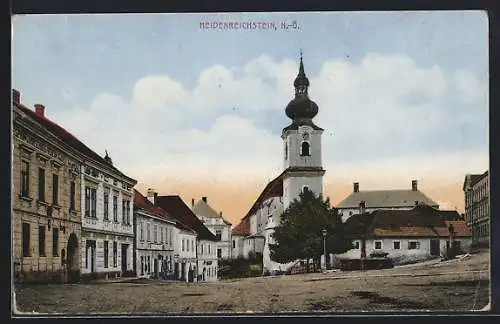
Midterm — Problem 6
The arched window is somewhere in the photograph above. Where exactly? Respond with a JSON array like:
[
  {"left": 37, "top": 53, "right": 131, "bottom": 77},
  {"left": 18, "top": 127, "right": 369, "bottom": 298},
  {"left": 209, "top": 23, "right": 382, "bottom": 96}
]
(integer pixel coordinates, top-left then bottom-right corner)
[
  {"left": 285, "top": 142, "right": 288, "bottom": 160},
  {"left": 300, "top": 141, "right": 310, "bottom": 156},
  {"left": 302, "top": 186, "right": 309, "bottom": 193}
]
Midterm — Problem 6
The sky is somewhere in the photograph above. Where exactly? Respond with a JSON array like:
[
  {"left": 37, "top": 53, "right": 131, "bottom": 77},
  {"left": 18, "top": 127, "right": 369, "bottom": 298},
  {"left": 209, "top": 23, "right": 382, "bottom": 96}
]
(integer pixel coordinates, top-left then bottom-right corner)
[{"left": 12, "top": 11, "right": 489, "bottom": 226}]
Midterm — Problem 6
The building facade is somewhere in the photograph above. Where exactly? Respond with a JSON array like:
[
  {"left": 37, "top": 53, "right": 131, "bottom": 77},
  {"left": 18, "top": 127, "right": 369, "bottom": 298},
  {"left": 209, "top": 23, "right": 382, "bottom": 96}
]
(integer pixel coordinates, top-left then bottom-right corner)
[
  {"left": 79, "top": 151, "right": 137, "bottom": 280},
  {"left": 341, "top": 205, "right": 471, "bottom": 266},
  {"left": 463, "top": 171, "right": 490, "bottom": 246},
  {"left": 12, "top": 90, "right": 82, "bottom": 283},
  {"left": 153, "top": 194, "right": 219, "bottom": 281},
  {"left": 192, "top": 197, "right": 232, "bottom": 260},
  {"left": 337, "top": 180, "right": 440, "bottom": 223},
  {"left": 134, "top": 190, "right": 176, "bottom": 279},
  {"left": 231, "top": 55, "right": 325, "bottom": 274}
]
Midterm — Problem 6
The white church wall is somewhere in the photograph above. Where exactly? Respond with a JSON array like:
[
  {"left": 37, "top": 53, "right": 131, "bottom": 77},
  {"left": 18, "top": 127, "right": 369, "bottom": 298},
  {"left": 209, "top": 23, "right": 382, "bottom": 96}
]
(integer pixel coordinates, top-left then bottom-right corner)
[{"left": 283, "top": 175, "right": 323, "bottom": 210}]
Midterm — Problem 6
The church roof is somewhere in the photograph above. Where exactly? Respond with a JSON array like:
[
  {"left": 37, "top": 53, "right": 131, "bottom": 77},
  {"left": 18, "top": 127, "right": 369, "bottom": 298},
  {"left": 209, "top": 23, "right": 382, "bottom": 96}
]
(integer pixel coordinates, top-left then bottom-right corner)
[
  {"left": 232, "top": 217, "right": 251, "bottom": 236},
  {"left": 155, "top": 195, "right": 218, "bottom": 241},
  {"left": 13, "top": 93, "right": 136, "bottom": 184},
  {"left": 337, "top": 189, "right": 438, "bottom": 209},
  {"left": 192, "top": 199, "right": 232, "bottom": 225},
  {"left": 231, "top": 170, "right": 285, "bottom": 236},
  {"left": 344, "top": 205, "right": 469, "bottom": 238}
]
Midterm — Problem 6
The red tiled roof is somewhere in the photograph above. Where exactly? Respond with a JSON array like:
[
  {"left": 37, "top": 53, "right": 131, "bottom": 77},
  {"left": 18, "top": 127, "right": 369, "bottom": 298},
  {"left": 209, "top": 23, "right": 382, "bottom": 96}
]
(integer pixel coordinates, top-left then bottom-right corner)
[
  {"left": 231, "top": 171, "right": 284, "bottom": 236},
  {"left": 134, "top": 189, "right": 173, "bottom": 222},
  {"left": 14, "top": 100, "right": 135, "bottom": 183},
  {"left": 232, "top": 217, "right": 251, "bottom": 236},
  {"left": 345, "top": 205, "right": 471, "bottom": 238},
  {"left": 155, "top": 195, "right": 218, "bottom": 241}
]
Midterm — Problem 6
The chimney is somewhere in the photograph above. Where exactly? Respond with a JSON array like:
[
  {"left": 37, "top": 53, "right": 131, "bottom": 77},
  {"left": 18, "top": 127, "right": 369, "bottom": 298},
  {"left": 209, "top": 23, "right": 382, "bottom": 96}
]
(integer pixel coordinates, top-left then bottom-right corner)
[
  {"left": 219, "top": 211, "right": 222, "bottom": 217},
  {"left": 411, "top": 180, "right": 418, "bottom": 191},
  {"left": 12, "top": 89, "right": 20, "bottom": 103},
  {"left": 34, "top": 104, "right": 45, "bottom": 117},
  {"left": 359, "top": 200, "right": 366, "bottom": 214},
  {"left": 147, "top": 188, "right": 157, "bottom": 205},
  {"left": 191, "top": 198, "right": 195, "bottom": 207},
  {"left": 353, "top": 182, "right": 359, "bottom": 193},
  {"left": 202, "top": 196, "right": 207, "bottom": 203}
]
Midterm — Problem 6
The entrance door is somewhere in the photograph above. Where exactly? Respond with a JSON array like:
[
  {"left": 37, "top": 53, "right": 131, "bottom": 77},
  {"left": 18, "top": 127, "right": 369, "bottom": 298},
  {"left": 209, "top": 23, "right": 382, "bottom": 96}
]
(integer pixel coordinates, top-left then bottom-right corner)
[
  {"left": 121, "top": 244, "right": 128, "bottom": 274},
  {"left": 430, "top": 239, "right": 440, "bottom": 256},
  {"left": 67, "top": 233, "right": 79, "bottom": 283},
  {"left": 153, "top": 259, "right": 158, "bottom": 278}
]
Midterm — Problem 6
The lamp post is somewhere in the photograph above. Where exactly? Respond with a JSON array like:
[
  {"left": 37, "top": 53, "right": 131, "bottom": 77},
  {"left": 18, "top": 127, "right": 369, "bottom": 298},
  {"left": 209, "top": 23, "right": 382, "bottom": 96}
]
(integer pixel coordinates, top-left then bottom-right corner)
[{"left": 322, "top": 228, "right": 327, "bottom": 273}]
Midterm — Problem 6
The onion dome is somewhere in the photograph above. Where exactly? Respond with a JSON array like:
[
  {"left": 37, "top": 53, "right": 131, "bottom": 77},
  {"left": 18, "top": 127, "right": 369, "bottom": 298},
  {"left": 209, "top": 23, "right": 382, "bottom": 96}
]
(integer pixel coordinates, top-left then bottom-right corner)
[{"left": 285, "top": 53, "right": 319, "bottom": 120}]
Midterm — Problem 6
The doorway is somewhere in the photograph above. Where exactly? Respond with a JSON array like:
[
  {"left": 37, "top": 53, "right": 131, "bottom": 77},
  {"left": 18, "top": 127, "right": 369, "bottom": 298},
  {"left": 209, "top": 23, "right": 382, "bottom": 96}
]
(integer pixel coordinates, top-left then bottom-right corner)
[
  {"left": 121, "top": 244, "right": 128, "bottom": 274},
  {"left": 430, "top": 239, "right": 440, "bottom": 256},
  {"left": 86, "top": 240, "right": 96, "bottom": 274},
  {"left": 67, "top": 233, "right": 79, "bottom": 283}
]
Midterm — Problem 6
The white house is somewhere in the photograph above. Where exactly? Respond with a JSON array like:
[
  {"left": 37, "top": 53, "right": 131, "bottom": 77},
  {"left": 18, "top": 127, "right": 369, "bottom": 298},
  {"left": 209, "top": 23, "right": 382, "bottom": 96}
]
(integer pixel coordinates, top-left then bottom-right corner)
[
  {"left": 231, "top": 55, "right": 325, "bottom": 275},
  {"left": 80, "top": 151, "right": 137, "bottom": 280},
  {"left": 339, "top": 205, "right": 471, "bottom": 266},
  {"left": 154, "top": 194, "right": 219, "bottom": 282},
  {"left": 133, "top": 189, "right": 177, "bottom": 279},
  {"left": 191, "top": 197, "right": 232, "bottom": 260},
  {"left": 337, "top": 180, "right": 440, "bottom": 223},
  {"left": 463, "top": 171, "right": 490, "bottom": 245},
  {"left": 174, "top": 225, "right": 198, "bottom": 282}
]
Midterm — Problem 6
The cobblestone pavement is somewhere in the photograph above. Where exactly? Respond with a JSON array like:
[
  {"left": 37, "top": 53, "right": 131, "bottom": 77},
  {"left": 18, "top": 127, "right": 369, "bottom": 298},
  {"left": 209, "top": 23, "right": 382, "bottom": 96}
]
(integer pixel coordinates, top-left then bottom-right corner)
[{"left": 13, "top": 251, "right": 490, "bottom": 315}]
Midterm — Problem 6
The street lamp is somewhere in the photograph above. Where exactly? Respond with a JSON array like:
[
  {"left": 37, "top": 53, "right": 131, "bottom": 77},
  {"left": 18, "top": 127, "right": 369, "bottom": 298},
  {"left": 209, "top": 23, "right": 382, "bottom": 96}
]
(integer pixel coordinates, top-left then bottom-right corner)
[{"left": 322, "top": 228, "right": 327, "bottom": 273}]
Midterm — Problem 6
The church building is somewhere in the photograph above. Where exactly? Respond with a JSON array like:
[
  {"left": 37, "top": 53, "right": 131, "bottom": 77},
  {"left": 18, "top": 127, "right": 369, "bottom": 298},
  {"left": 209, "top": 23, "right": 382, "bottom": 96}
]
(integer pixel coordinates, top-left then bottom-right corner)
[{"left": 231, "top": 55, "right": 326, "bottom": 274}]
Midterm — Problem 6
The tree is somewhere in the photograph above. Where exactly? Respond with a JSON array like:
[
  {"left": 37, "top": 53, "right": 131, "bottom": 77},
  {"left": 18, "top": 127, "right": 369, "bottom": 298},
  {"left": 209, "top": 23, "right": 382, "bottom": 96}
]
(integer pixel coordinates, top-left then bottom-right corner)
[{"left": 269, "top": 188, "right": 352, "bottom": 272}]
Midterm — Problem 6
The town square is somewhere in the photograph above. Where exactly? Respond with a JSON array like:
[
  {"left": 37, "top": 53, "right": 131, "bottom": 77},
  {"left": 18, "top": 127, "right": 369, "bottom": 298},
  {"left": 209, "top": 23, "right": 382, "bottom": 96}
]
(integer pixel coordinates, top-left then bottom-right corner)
[{"left": 11, "top": 11, "right": 489, "bottom": 314}]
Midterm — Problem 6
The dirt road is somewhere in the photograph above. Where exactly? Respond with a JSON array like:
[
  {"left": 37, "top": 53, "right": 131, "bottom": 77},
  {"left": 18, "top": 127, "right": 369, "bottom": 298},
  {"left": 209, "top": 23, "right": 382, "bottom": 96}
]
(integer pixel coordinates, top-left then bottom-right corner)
[{"left": 13, "top": 251, "right": 490, "bottom": 314}]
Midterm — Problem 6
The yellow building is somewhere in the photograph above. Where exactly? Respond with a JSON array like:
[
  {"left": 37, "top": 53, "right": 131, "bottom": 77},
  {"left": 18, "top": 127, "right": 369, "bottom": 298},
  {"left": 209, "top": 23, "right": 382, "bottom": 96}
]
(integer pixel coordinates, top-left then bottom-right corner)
[{"left": 12, "top": 89, "right": 82, "bottom": 283}]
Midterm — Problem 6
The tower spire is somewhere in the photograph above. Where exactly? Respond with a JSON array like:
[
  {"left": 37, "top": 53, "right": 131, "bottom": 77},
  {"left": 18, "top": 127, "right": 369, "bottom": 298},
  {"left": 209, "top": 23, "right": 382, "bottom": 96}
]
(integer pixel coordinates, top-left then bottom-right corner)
[{"left": 294, "top": 52, "right": 309, "bottom": 97}]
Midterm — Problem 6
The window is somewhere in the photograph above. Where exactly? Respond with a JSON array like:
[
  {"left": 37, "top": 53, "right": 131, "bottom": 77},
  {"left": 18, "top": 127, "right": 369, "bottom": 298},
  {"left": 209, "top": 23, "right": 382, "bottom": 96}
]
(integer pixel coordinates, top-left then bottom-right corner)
[
  {"left": 113, "top": 242, "right": 117, "bottom": 267},
  {"left": 69, "top": 181, "right": 76, "bottom": 211},
  {"left": 153, "top": 225, "right": 157, "bottom": 243},
  {"left": 160, "top": 228, "right": 164, "bottom": 243},
  {"left": 187, "top": 239, "right": 190, "bottom": 251},
  {"left": 104, "top": 241, "right": 109, "bottom": 268},
  {"left": 408, "top": 241, "right": 420, "bottom": 250},
  {"left": 147, "top": 223, "right": 150, "bottom": 242},
  {"left": 374, "top": 241, "right": 382, "bottom": 250},
  {"left": 300, "top": 141, "right": 310, "bottom": 156},
  {"left": 22, "top": 223, "right": 30, "bottom": 257},
  {"left": 216, "top": 230, "right": 222, "bottom": 240},
  {"left": 217, "top": 248, "right": 222, "bottom": 259},
  {"left": 201, "top": 244, "right": 204, "bottom": 255},
  {"left": 191, "top": 240, "right": 194, "bottom": 252},
  {"left": 232, "top": 240, "right": 235, "bottom": 248},
  {"left": 91, "top": 188, "right": 97, "bottom": 218},
  {"left": 353, "top": 241, "right": 360, "bottom": 249},
  {"left": 208, "top": 244, "right": 211, "bottom": 255},
  {"left": 122, "top": 199, "right": 127, "bottom": 224},
  {"left": 140, "top": 256, "right": 144, "bottom": 275},
  {"left": 303, "top": 186, "right": 309, "bottom": 193},
  {"left": 113, "top": 196, "right": 118, "bottom": 222},
  {"left": 85, "top": 187, "right": 97, "bottom": 218},
  {"left": 182, "top": 239, "right": 185, "bottom": 252},
  {"left": 52, "top": 228, "right": 59, "bottom": 256},
  {"left": 393, "top": 241, "right": 400, "bottom": 250},
  {"left": 284, "top": 142, "right": 288, "bottom": 160},
  {"left": 169, "top": 229, "right": 172, "bottom": 246},
  {"left": 103, "top": 190, "right": 109, "bottom": 220},
  {"left": 127, "top": 201, "right": 131, "bottom": 225},
  {"left": 38, "top": 168, "right": 45, "bottom": 201},
  {"left": 140, "top": 222, "right": 144, "bottom": 241},
  {"left": 38, "top": 226, "right": 46, "bottom": 256},
  {"left": 52, "top": 174, "right": 59, "bottom": 205},
  {"left": 20, "top": 161, "right": 30, "bottom": 197}
]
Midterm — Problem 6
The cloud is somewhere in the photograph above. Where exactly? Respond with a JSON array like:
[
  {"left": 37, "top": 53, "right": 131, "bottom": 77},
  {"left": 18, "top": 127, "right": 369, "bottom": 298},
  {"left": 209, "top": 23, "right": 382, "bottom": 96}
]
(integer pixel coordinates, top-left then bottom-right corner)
[{"left": 53, "top": 52, "right": 488, "bottom": 192}]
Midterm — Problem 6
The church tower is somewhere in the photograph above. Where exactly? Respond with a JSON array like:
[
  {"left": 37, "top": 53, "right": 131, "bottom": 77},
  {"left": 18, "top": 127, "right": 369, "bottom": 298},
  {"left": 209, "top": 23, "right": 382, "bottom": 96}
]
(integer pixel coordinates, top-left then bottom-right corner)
[{"left": 282, "top": 54, "right": 325, "bottom": 210}]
